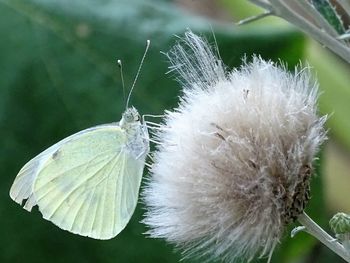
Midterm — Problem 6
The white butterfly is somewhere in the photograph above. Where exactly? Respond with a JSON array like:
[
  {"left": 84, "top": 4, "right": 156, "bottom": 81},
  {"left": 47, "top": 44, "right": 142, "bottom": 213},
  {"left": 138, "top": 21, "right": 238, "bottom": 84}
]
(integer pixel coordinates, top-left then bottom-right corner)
[{"left": 9, "top": 41, "right": 151, "bottom": 240}]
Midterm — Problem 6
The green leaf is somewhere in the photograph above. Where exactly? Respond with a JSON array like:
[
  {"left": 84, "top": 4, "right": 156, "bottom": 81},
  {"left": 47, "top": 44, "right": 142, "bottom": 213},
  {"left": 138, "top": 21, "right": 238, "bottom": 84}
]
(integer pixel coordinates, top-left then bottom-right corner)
[
  {"left": 311, "top": 0, "right": 345, "bottom": 34},
  {"left": 0, "top": 0, "right": 306, "bottom": 262}
]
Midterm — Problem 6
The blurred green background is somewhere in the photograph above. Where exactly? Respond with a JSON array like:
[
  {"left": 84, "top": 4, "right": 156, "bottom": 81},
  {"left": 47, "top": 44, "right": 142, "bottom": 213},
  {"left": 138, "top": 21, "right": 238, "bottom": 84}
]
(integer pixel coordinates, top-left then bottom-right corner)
[{"left": 1, "top": 0, "right": 350, "bottom": 262}]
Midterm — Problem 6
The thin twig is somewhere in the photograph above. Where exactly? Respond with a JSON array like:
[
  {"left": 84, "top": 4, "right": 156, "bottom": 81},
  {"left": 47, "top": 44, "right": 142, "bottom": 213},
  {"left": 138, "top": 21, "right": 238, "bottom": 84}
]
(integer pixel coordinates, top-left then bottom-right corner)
[
  {"left": 338, "top": 33, "right": 350, "bottom": 40},
  {"left": 236, "top": 11, "right": 273, "bottom": 25},
  {"left": 298, "top": 212, "right": 350, "bottom": 262}
]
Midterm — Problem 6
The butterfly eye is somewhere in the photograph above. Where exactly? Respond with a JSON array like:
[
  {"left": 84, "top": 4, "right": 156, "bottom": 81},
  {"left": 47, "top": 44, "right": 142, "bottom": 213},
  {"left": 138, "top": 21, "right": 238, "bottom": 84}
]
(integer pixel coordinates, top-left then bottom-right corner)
[{"left": 123, "top": 113, "right": 133, "bottom": 123}]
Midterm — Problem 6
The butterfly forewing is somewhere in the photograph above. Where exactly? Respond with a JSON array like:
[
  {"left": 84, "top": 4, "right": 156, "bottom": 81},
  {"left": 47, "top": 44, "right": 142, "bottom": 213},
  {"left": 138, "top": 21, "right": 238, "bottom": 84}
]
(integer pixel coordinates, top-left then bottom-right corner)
[
  {"left": 10, "top": 123, "right": 148, "bottom": 240},
  {"left": 10, "top": 124, "right": 117, "bottom": 209}
]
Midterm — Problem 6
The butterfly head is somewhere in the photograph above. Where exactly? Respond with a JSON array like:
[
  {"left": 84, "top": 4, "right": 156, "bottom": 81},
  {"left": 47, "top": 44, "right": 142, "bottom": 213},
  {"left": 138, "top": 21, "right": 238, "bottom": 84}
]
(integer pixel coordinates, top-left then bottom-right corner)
[{"left": 120, "top": 107, "right": 141, "bottom": 127}]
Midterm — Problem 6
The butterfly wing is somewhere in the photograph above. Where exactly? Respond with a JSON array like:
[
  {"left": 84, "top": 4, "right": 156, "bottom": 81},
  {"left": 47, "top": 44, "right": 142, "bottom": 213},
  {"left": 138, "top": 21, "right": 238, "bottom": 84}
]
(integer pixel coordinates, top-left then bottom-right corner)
[
  {"left": 10, "top": 124, "right": 117, "bottom": 210},
  {"left": 10, "top": 124, "right": 148, "bottom": 239}
]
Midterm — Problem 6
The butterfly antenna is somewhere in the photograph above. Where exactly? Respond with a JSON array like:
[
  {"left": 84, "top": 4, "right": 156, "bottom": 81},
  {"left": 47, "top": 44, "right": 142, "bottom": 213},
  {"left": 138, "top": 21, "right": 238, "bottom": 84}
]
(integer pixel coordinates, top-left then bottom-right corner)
[
  {"left": 117, "top": 59, "right": 126, "bottom": 105},
  {"left": 126, "top": 39, "right": 151, "bottom": 109}
]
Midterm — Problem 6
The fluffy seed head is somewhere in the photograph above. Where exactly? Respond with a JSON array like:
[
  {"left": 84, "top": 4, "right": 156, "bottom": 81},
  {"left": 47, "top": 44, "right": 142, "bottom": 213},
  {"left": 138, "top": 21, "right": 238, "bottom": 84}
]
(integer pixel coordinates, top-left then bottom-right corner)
[{"left": 143, "top": 31, "right": 327, "bottom": 262}]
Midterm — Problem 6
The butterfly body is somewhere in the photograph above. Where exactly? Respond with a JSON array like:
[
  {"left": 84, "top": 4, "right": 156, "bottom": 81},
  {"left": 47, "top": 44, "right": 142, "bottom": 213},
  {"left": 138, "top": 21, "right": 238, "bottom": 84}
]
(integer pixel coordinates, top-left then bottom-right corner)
[{"left": 10, "top": 107, "right": 149, "bottom": 239}]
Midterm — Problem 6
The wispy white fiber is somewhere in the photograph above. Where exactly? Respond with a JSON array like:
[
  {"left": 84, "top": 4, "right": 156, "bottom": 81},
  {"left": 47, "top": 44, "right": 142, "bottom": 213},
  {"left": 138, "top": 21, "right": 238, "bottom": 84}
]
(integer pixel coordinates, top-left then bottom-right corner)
[{"left": 143, "top": 31, "right": 327, "bottom": 263}]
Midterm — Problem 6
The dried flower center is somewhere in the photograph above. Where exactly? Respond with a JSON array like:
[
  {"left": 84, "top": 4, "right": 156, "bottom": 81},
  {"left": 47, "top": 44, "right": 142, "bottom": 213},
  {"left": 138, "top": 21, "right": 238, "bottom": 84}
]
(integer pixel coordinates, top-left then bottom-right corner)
[{"left": 279, "top": 164, "right": 312, "bottom": 225}]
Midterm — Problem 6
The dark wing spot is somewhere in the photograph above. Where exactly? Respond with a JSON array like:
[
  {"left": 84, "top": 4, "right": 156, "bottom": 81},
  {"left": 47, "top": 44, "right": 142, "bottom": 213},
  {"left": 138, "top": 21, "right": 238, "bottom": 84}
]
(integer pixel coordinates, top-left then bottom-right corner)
[{"left": 52, "top": 150, "right": 60, "bottom": 160}]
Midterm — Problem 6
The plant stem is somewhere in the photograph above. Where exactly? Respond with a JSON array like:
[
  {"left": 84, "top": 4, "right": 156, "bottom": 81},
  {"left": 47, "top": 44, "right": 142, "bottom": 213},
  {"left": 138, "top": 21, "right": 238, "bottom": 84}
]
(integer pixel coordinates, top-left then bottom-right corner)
[
  {"left": 248, "top": 0, "right": 350, "bottom": 64},
  {"left": 298, "top": 212, "right": 350, "bottom": 262},
  {"left": 268, "top": 0, "right": 350, "bottom": 64}
]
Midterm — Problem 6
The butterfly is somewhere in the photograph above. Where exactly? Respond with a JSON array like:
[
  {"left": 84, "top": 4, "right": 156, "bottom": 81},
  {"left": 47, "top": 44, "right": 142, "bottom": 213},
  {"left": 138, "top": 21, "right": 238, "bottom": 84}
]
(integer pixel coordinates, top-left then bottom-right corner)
[{"left": 9, "top": 41, "right": 151, "bottom": 240}]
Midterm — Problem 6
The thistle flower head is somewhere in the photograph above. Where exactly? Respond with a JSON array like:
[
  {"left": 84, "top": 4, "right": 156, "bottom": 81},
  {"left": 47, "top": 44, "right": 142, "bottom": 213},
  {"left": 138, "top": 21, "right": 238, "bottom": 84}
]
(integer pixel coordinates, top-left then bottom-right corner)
[{"left": 143, "top": 31, "right": 327, "bottom": 262}]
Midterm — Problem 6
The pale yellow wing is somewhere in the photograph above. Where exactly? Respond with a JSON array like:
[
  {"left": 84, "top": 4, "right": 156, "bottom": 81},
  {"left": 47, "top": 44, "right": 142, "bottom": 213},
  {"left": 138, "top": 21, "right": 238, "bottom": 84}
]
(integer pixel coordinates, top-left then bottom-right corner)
[
  {"left": 9, "top": 124, "right": 117, "bottom": 210},
  {"left": 10, "top": 124, "right": 147, "bottom": 239}
]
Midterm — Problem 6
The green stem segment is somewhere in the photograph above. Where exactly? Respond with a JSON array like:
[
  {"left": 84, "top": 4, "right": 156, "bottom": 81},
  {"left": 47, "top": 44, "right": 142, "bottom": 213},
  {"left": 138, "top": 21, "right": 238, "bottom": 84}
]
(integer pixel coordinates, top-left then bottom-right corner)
[{"left": 298, "top": 212, "right": 350, "bottom": 262}]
